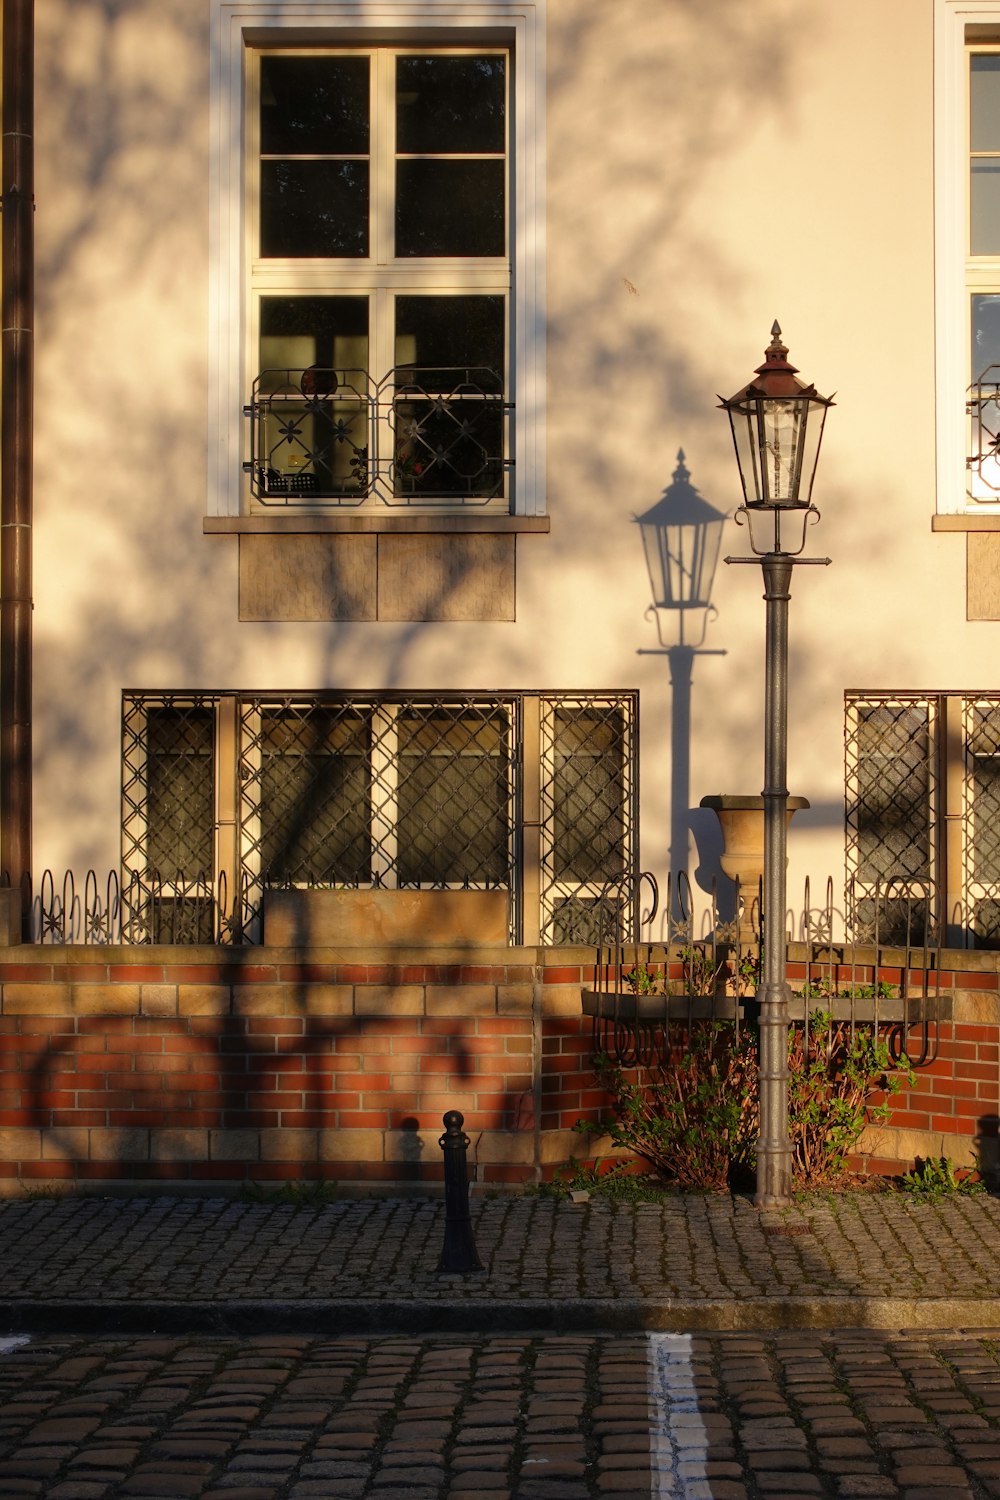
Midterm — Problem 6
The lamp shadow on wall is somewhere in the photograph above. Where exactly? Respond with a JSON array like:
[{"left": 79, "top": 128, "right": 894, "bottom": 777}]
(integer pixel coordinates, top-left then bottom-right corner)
[{"left": 636, "top": 450, "right": 728, "bottom": 918}]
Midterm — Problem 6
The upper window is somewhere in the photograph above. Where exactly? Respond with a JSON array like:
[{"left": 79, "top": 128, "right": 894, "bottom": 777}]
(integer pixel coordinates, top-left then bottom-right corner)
[
  {"left": 934, "top": 3, "right": 1000, "bottom": 510},
  {"left": 209, "top": 2, "right": 545, "bottom": 520},
  {"left": 247, "top": 48, "right": 511, "bottom": 508}
]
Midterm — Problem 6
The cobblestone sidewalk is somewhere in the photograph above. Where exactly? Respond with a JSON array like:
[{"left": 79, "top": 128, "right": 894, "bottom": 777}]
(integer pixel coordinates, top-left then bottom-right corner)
[
  {"left": 3, "top": 1328, "right": 1000, "bottom": 1499},
  {"left": 1, "top": 1192, "right": 1000, "bottom": 1333}
]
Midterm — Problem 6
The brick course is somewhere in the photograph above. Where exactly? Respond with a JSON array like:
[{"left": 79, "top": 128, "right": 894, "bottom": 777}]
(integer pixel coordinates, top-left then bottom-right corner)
[{"left": 0, "top": 942, "right": 993, "bottom": 1188}]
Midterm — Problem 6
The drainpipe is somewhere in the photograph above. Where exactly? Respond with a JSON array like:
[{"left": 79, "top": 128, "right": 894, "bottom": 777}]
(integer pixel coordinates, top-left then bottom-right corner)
[{"left": 1, "top": 0, "right": 33, "bottom": 910}]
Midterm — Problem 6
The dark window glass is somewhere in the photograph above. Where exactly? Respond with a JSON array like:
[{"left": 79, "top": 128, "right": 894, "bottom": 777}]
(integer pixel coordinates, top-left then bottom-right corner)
[
  {"left": 396, "top": 55, "right": 505, "bottom": 154},
  {"left": 854, "top": 705, "right": 931, "bottom": 882},
  {"left": 261, "top": 160, "right": 369, "bottom": 257},
  {"left": 396, "top": 159, "right": 505, "bottom": 257},
  {"left": 392, "top": 296, "right": 505, "bottom": 497},
  {"left": 260, "top": 56, "right": 369, "bottom": 155},
  {"left": 260, "top": 709, "right": 371, "bottom": 883},
  {"left": 552, "top": 709, "right": 626, "bottom": 883},
  {"left": 146, "top": 708, "right": 214, "bottom": 878},
  {"left": 394, "top": 295, "right": 504, "bottom": 379},
  {"left": 259, "top": 296, "right": 368, "bottom": 373},
  {"left": 396, "top": 709, "right": 510, "bottom": 885}
]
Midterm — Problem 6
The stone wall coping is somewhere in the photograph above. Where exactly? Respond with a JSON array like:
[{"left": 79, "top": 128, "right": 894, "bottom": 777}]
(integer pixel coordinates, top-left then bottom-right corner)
[
  {"left": 0, "top": 943, "right": 594, "bottom": 969},
  {"left": 0, "top": 939, "right": 997, "bottom": 977}
]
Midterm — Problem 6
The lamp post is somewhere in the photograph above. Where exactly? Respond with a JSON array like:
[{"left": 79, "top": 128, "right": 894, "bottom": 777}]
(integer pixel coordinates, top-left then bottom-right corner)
[
  {"left": 719, "top": 324, "right": 833, "bottom": 1209},
  {"left": 636, "top": 452, "right": 726, "bottom": 900}
]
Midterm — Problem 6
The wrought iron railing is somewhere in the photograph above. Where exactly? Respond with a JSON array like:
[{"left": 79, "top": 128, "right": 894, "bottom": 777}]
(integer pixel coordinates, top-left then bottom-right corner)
[
  {"left": 584, "top": 871, "right": 941, "bottom": 1072},
  {"left": 244, "top": 365, "right": 512, "bottom": 506},
  {"left": 968, "top": 364, "right": 1000, "bottom": 499}
]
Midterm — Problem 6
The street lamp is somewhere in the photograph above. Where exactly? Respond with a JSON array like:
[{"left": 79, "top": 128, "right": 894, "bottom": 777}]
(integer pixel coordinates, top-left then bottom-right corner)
[{"left": 719, "top": 323, "right": 834, "bottom": 1208}]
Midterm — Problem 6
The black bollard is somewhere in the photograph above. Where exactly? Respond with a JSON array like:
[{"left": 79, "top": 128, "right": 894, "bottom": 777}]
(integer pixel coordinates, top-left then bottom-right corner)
[{"left": 437, "top": 1109, "right": 483, "bottom": 1273}]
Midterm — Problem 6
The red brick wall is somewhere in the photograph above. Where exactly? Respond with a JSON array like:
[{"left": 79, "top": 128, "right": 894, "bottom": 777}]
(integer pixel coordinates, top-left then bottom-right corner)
[{"left": 0, "top": 945, "right": 994, "bottom": 1190}]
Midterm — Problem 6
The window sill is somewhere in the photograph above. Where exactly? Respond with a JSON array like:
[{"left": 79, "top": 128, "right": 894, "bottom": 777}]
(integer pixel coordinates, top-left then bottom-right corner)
[
  {"left": 932, "top": 514, "right": 1000, "bottom": 531},
  {"left": 204, "top": 514, "right": 550, "bottom": 536}
]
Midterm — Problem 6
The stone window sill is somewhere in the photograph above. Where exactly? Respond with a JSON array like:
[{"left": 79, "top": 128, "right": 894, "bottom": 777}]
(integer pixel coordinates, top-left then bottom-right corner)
[{"left": 204, "top": 514, "right": 550, "bottom": 536}]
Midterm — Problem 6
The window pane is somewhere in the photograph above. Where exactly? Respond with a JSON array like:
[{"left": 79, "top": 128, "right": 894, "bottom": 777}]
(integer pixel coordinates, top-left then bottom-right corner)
[
  {"left": 261, "top": 56, "right": 369, "bottom": 155},
  {"left": 552, "top": 708, "right": 626, "bottom": 883},
  {"left": 393, "top": 296, "right": 505, "bottom": 498},
  {"left": 257, "top": 298, "right": 369, "bottom": 496},
  {"left": 146, "top": 708, "right": 214, "bottom": 877},
  {"left": 972, "top": 158, "right": 1000, "bottom": 255},
  {"left": 394, "top": 295, "right": 504, "bottom": 379},
  {"left": 260, "top": 709, "right": 371, "bottom": 883},
  {"left": 396, "top": 708, "right": 510, "bottom": 885},
  {"left": 261, "top": 160, "right": 369, "bottom": 257},
  {"left": 971, "top": 55, "right": 1000, "bottom": 152},
  {"left": 853, "top": 704, "right": 931, "bottom": 881},
  {"left": 396, "top": 159, "right": 505, "bottom": 257},
  {"left": 260, "top": 296, "right": 368, "bottom": 373},
  {"left": 396, "top": 55, "right": 505, "bottom": 154},
  {"left": 973, "top": 293, "right": 1000, "bottom": 380}
]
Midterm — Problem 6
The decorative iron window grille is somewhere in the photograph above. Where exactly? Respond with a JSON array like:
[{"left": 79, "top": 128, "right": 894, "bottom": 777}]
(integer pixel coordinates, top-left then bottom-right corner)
[
  {"left": 846, "top": 691, "right": 1000, "bottom": 949},
  {"left": 963, "top": 698, "right": 1000, "bottom": 945},
  {"left": 121, "top": 696, "right": 218, "bottom": 944},
  {"left": 244, "top": 364, "right": 511, "bottom": 507},
  {"left": 539, "top": 696, "right": 637, "bottom": 945},
  {"left": 123, "top": 691, "right": 636, "bottom": 945}
]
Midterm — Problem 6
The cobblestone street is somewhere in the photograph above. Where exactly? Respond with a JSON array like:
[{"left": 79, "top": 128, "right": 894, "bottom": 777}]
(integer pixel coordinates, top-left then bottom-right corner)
[
  {"left": 4, "top": 1195, "right": 1000, "bottom": 1496},
  {"left": 3, "top": 1329, "right": 1000, "bottom": 1499}
]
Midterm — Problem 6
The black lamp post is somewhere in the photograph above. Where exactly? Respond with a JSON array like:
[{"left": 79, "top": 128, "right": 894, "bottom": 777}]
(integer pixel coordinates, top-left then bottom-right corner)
[
  {"left": 719, "top": 324, "right": 834, "bottom": 1209},
  {"left": 637, "top": 453, "right": 726, "bottom": 901}
]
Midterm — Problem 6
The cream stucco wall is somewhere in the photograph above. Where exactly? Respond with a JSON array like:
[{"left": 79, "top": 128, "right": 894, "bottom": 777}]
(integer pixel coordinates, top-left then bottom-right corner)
[{"left": 29, "top": 0, "right": 971, "bottom": 939}]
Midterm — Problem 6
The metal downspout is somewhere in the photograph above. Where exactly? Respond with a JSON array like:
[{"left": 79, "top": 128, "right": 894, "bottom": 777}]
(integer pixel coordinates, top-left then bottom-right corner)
[{"left": 1, "top": 0, "right": 33, "bottom": 908}]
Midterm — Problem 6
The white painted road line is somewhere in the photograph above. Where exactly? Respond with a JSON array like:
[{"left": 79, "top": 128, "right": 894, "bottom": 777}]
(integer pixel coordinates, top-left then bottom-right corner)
[{"left": 648, "top": 1332, "right": 711, "bottom": 1498}]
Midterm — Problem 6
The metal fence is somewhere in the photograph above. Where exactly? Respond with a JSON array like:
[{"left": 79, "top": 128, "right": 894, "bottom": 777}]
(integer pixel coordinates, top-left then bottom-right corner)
[{"left": 584, "top": 871, "right": 941, "bottom": 1072}]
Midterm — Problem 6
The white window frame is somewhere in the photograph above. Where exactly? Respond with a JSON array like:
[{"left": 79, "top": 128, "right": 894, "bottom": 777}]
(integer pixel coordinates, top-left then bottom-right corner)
[
  {"left": 209, "top": 0, "right": 546, "bottom": 519},
  {"left": 934, "top": 0, "right": 1000, "bottom": 512}
]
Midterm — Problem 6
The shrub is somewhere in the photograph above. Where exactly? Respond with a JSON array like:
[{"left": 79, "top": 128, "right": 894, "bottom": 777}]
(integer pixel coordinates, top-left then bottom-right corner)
[{"left": 580, "top": 1012, "right": 913, "bottom": 1192}]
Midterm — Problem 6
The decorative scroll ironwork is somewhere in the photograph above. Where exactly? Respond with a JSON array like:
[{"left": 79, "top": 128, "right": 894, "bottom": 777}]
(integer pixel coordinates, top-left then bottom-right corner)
[
  {"left": 967, "top": 365, "right": 1000, "bottom": 498},
  {"left": 244, "top": 365, "right": 511, "bottom": 506},
  {"left": 583, "top": 868, "right": 941, "bottom": 1074},
  {"left": 13, "top": 867, "right": 249, "bottom": 946}
]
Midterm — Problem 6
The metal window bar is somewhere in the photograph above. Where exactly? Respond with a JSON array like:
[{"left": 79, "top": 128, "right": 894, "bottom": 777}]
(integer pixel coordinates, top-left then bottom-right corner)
[
  {"left": 121, "top": 695, "right": 222, "bottom": 944},
  {"left": 963, "top": 698, "right": 1000, "bottom": 948},
  {"left": 845, "top": 694, "right": 938, "bottom": 945},
  {"left": 237, "top": 693, "right": 521, "bottom": 941},
  {"left": 244, "top": 366, "right": 512, "bottom": 507},
  {"left": 538, "top": 695, "right": 638, "bottom": 946}
]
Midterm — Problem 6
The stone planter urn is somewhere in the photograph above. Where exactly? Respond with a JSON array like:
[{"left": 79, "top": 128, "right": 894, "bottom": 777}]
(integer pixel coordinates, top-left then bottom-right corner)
[{"left": 699, "top": 793, "right": 809, "bottom": 937}]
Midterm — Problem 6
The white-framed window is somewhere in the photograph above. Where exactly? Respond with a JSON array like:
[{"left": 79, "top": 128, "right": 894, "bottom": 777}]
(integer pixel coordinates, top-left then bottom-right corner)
[
  {"left": 935, "top": 1, "right": 1000, "bottom": 510},
  {"left": 209, "top": 0, "right": 545, "bottom": 519}
]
